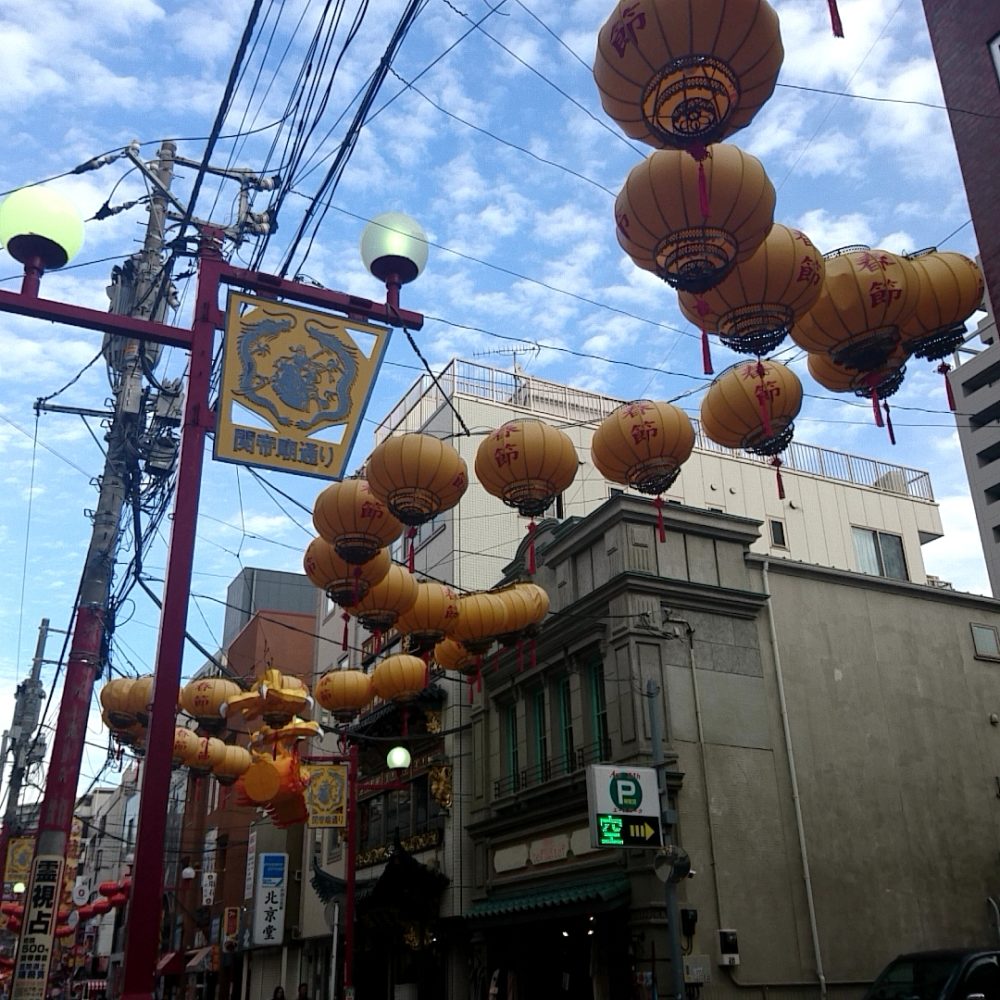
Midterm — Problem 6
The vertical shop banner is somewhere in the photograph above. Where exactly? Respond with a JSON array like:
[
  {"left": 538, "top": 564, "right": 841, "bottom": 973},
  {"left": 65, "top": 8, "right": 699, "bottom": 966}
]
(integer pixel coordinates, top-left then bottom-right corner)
[
  {"left": 244, "top": 827, "right": 257, "bottom": 901},
  {"left": 11, "top": 854, "right": 65, "bottom": 1000},
  {"left": 252, "top": 853, "right": 287, "bottom": 947},
  {"left": 306, "top": 764, "right": 348, "bottom": 828}
]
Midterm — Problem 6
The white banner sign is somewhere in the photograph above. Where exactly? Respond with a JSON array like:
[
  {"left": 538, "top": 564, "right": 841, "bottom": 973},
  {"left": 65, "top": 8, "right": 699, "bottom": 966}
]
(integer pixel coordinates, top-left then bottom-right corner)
[
  {"left": 244, "top": 826, "right": 257, "bottom": 901},
  {"left": 11, "top": 854, "right": 65, "bottom": 1000},
  {"left": 252, "top": 852, "right": 287, "bottom": 947}
]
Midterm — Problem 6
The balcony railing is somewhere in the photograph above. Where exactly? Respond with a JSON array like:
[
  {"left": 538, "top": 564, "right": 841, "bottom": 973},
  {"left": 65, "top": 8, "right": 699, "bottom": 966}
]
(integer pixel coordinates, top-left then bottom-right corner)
[
  {"left": 493, "top": 738, "right": 611, "bottom": 799},
  {"left": 372, "top": 358, "right": 934, "bottom": 501}
]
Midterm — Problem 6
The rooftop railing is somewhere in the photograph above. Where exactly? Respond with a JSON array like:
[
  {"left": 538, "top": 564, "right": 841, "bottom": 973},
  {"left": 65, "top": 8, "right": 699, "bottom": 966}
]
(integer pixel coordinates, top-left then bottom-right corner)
[{"left": 373, "top": 359, "right": 933, "bottom": 502}]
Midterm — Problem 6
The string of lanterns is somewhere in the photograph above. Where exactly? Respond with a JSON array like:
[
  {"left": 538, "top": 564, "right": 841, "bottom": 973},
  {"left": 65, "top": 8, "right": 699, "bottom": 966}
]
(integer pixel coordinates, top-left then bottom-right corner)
[{"left": 590, "top": 0, "right": 983, "bottom": 481}]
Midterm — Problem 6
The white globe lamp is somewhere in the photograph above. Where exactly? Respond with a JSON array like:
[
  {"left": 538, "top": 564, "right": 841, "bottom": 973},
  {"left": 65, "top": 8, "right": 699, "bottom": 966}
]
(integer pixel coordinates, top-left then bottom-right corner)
[
  {"left": 0, "top": 186, "right": 84, "bottom": 270},
  {"left": 360, "top": 212, "right": 428, "bottom": 286}
]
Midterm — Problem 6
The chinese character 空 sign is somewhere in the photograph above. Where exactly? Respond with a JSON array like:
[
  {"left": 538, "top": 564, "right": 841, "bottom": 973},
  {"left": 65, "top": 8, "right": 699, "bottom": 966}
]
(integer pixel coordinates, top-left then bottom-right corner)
[
  {"left": 216, "top": 292, "right": 391, "bottom": 479},
  {"left": 306, "top": 764, "right": 348, "bottom": 828},
  {"left": 586, "top": 765, "right": 664, "bottom": 849},
  {"left": 11, "top": 854, "right": 65, "bottom": 1000},
  {"left": 252, "top": 852, "right": 287, "bottom": 947}
]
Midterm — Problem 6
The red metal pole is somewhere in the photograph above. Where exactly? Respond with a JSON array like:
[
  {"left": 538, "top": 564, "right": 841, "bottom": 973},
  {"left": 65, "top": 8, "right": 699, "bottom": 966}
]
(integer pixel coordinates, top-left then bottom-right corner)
[
  {"left": 119, "top": 232, "right": 225, "bottom": 1000},
  {"left": 344, "top": 743, "right": 358, "bottom": 996}
]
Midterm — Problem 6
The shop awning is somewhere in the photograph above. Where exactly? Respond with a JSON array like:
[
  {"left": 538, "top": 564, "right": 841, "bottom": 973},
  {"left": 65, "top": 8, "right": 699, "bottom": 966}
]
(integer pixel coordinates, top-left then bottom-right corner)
[
  {"left": 186, "top": 946, "right": 216, "bottom": 974},
  {"left": 155, "top": 952, "right": 185, "bottom": 976},
  {"left": 464, "top": 875, "right": 631, "bottom": 920}
]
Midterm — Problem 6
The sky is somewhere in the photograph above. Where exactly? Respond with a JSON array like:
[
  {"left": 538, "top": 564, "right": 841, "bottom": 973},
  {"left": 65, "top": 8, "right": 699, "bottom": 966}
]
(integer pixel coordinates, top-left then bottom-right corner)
[{"left": 0, "top": 0, "right": 990, "bottom": 793}]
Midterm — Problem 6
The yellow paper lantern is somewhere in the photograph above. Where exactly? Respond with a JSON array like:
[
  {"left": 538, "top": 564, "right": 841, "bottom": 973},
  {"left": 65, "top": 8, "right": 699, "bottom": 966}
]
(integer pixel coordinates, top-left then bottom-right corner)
[
  {"left": 172, "top": 727, "right": 202, "bottom": 766},
  {"left": 346, "top": 563, "right": 419, "bottom": 632},
  {"left": 790, "top": 247, "right": 919, "bottom": 371},
  {"left": 591, "top": 400, "right": 695, "bottom": 495},
  {"left": 303, "top": 536, "right": 391, "bottom": 606},
  {"left": 185, "top": 736, "right": 227, "bottom": 773},
  {"left": 372, "top": 653, "right": 427, "bottom": 702},
  {"left": 615, "top": 143, "right": 775, "bottom": 293},
  {"left": 312, "top": 478, "right": 404, "bottom": 564},
  {"left": 433, "top": 638, "right": 477, "bottom": 676},
  {"left": 699, "top": 358, "right": 803, "bottom": 455},
  {"left": 315, "top": 669, "right": 374, "bottom": 720},
  {"left": 180, "top": 677, "right": 241, "bottom": 732},
  {"left": 212, "top": 745, "right": 253, "bottom": 786},
  {"left": 475, "top": 420, "right": 578, "bottom": 518},
  {"left": 124, "top": 675, "right": 155, "bottom": 727},
  {"left": 100, "top": 678, "right": 136, "bottom": 729},
  {"left": 901, "top": 250, "right": 984, "bottom": 358},
  {"left": 395, "top": 582, "right": 461, "bottom": 651},
  {"left": 678, "top": 224, "right": 825, "bottom": 356},
  {"left": 366, "top": 433, "right": 468, "bottom": 525},
  {"left": 447, "top": 592, "right": 509, "bottom": 655},
  {"left": 593, "top": 0, "right": 784, "bottom": 151}
]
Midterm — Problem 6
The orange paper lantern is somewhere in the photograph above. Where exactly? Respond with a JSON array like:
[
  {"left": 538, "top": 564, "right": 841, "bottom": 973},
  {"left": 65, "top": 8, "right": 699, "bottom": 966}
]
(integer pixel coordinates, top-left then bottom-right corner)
[
  {"left": 615, "top": 143, "right": 775, "bottom": 293},
  {"left": 372, "top": 653, "right": 427, "bottom": 702},
  {"left": 303, "top": 536, "right": 391, "bottom": 606},
  {"left": 314, "top": 669, "right": 374, "bottom": 720},
  {"left": 312, "top": 479, "right": 404, "bottom": 564},
  {"left": 365, "top": 433, "right": 468, "bottom": 526},
  {"left": 593, "top": 0, "right": 783, "bottom": 151}
]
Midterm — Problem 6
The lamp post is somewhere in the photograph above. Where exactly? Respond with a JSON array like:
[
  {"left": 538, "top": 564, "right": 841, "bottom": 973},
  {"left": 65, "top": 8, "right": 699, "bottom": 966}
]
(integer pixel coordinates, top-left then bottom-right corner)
[
  {"left": 308, "top": 740, "right": 411, "bottom": 1000},
  {"left": 0, "top": 189, "right": 428, "bottom": 1000}
]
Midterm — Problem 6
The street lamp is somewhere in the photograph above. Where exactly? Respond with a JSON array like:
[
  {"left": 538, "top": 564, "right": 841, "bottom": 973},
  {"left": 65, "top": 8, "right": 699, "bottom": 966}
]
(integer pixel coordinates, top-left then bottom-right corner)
[
  {"left": 0, "top": 186, "right": 84, "bottom": 295},
  {"left": 360, "top": 212, "right": 428, "bottom": 310},
  {"left": 385, "top": 746, "right": 410, "bottom": 770}
]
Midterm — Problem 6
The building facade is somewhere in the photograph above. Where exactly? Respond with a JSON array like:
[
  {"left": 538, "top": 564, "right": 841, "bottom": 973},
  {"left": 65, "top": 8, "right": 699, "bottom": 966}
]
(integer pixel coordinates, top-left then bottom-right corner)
[{"left": 467, "top": 494, "right": 1000, "bottom": 1000}]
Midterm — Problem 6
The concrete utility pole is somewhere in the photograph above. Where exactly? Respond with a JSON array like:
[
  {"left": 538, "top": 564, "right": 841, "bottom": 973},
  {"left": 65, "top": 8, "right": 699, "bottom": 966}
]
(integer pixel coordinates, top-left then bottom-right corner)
[
  {"left": 0, "top": 619, "right": 51, "bottom": 891},
  {"left": 11, "top": 142, "right": 178, "bottom": 1000}
]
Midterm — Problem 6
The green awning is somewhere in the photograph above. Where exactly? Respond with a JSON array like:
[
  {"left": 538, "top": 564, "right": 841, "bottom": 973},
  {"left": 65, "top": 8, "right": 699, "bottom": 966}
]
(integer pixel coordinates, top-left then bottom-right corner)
[{"left": 465, "top": 875, "right": 630, "bottom": 920}]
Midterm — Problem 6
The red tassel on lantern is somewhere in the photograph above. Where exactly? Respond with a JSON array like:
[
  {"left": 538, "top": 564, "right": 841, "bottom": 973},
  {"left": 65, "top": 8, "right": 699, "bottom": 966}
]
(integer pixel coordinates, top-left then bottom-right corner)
[
  {"left": 527, "top": 520, "right": 537, "bottom": 574},
  {"left": 690, "top": 144, "right": 711, "bottom": 218},
  {"left": 352, "top": 566, "right": 362, "bottom": 604},
  {"left": 341, "top": 612, "right": 349, "bottom": 652},
  {"left": 406, "top": 526, "right": 417, "bottom": 573},
  {"left": 517, "top": 640, "right": 524, "bottom": 673},
  {"left": 530, "top": 639, "right": 537, "bottom": 670},
  {"left": 884, "top": 402, "right": 896, "bottom": 446},
  {"left": 866, "top": 376, "right": 884, "bottom": 428},
  {"left": 374, "top": 628, "right": 383, "bottom": 654},
  {"left": 771, "top": 456, "right": 785, "bottom": 500},
  {"left": 695, "top": 297, "right": 713, "bottom": 374},
  {"left": 653, "top": 495, "right": 666, "bottom": 543},
  {"left": 423, "top": 650, "right": 431, "bottom": 690},
  {"left": 828, "top": 0, "right": 844, "bottom": 37},
  {"left": 755, "top": 362, "right": 774, "bottom": 439},
  {"left": 938, "top": 362, "right": 956, "bottom": 411}
]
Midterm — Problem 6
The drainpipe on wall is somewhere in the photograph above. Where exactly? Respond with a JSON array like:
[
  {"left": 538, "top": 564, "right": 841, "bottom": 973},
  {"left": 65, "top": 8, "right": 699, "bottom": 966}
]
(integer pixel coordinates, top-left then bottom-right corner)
[
  {"left": 761, "top": 558, "right": 828, "bottom": 998},
  {"left": 662, "top": 615, "right": 726, "bottom": 932}
]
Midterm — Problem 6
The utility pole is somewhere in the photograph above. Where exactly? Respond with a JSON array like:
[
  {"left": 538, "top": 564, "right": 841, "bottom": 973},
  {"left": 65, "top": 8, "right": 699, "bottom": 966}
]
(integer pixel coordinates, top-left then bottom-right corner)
[
  {"left": 11, "top": 142, "right": 178, "bottom": 1000},
  {"left": 0, "top": 619, "right": 51, "bottom": 892}
]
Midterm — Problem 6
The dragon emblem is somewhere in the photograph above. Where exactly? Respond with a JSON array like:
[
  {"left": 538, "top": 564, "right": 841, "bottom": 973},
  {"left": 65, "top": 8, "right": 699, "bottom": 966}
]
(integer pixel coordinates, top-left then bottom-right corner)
[{"left": 233, "top": 311, "right": 360, "bottom": 431}]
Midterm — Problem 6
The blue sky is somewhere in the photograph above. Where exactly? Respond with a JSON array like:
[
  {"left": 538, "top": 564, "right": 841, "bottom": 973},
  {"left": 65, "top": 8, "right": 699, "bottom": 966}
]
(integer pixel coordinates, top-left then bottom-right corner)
[{"left": 0, "top": 0, "right": 987, "bottom": 789}]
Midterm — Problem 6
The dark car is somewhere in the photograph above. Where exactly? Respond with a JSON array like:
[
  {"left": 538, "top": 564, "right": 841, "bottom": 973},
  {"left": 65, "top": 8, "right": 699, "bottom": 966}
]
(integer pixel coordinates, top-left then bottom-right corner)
[{"left": 864, "top": 950, "right": 1000, "bottom": 1000}]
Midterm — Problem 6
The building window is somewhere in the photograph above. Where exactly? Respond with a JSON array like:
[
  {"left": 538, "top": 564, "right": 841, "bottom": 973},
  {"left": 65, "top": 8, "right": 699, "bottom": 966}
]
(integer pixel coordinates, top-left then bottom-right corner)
[
  {"left": 531, "top": 688, "right": 548, "bottom": 779},
  {"left": 972, "top": 623, "right": 1000, "bottom": 661},
  {"left": 557, "top": 675, "right": 574, "bottom": 774},
  {"left": 852, "top": 527, "right": 907, "bottom": 580},
  {"left": 609, "top": 487, "right": 624, "bottom": 498},
  {"left": 589, "top": 657, "right": 610, "bottom": 759},
  {"left": 502, "top": 703, "right": 519, "bottom": 784},
  {"left": 769, "top": 519, "right": 787, "bottom": 548},
  {"left": 325, "top": 828, "right": 341, "bottom": 862}
]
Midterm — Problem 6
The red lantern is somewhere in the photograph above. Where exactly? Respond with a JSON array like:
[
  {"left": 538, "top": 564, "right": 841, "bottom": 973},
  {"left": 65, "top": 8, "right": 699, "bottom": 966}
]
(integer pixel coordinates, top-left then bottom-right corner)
[
  {"left": 91, "top": 897, "right": 112, "bottom": 915},
  {"left": 98, "top": 881, "right": 118, "bottom": 898}
]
